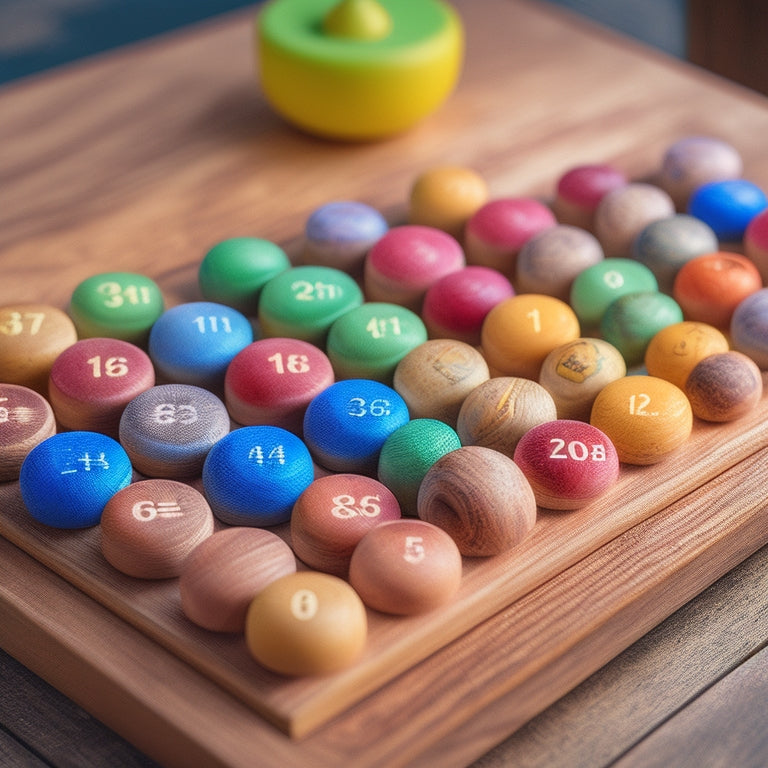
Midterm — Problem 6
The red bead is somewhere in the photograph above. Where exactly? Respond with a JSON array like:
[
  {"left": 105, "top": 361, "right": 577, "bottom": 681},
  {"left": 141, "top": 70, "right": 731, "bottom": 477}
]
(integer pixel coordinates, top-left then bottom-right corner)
[
  {"left": 553, "top": 163, "right": 628, "bottom": 229},
  {"left": 743, "top": 208, "right": 768, "bottom": 284}
]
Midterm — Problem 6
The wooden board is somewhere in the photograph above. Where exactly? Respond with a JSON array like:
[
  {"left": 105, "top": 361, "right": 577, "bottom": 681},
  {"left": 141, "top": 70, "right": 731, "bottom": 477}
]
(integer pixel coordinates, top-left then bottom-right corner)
[{"left": 3, "top": 0, "right": 768, "bottom": 757}]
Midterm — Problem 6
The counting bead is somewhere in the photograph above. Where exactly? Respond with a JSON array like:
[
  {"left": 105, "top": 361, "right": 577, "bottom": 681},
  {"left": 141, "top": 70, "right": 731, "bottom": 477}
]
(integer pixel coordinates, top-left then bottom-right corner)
[
  {"left": 600, "top": 291, "right": 684, "bottom": 368},
  {"left": 658, "top": 136, "right": 743, "bottom": 209},
  {"left": 0, "top": 304, "right": 78, "bottom": 394},
  {"left": 684, "top": 351, "right": 763, "bottom": 422},
  {"left": 363, "top": 225, "right": 465, "bottom": 312},
  {"left": 513, "top": 420, "right": 620, "bottom": 510},
  {"left": 631, "top": 214, "right": 719, "bottom": 295},
  {"left": 301, "top": 201, "right": 388, "bottom": 275},
  {"left": 179, "top": 527, "right": 297, "bottom": 633},
  {"left": 68, "top": 272, "right": 164, "bottom": 345},
  {"left": 0, "top": 384, "right": 56, "bottom": 482},
  {"left": 119, "top": 384, "right": 230, "bottom": 478},
  {"left": 538, "top": 338, "right": 627, "bottom": 421},
  {"left": 245, "top": 571, "right": 367, "bottom": 676},
  {"left": 417, "top": 445, "right": 537, "bottom": 557},
  {"left": 515, "top": 224, "right": 604, "bottom": 301},
  {"left": 464, "top": 197, "right": 557, "bottom": 276},
  {"left": 100, "top": 479, "right": 214, "bottom": 579},
  {"left": 594, "top": 182, "right": 675, "bottom": 257},
  {"left": 377, "top": 418, "right": 461, "bottom": 517},
  {"left": 224, "top": 338, "right": 334, "bottom": 433},
  {"left": 590, "top": 375, "right": 693, "bottom": 465},
  {"left": 290, "top": 473, "right": 401, "bottom": 576},
  {"left": 303, "top": 378, "right": 410, "bottom": 475},
  {"left": 48, "top": 337, "right": 155, "bottom": 437},
  {"left": 349, "top": 519, "right": 462, "bottom": 615},
  {"left": 408, "top": 166, "right": 489, "bottom": 240},
  {"left": 421, "top": 265, "right": 514, "bottom": 346},
  {"left": 202, "top": 425, "right": 314, "bottom": 527},
  {"left": 480, "top": 294, "right": 580, "bottom": 380},
  {"left": 644, "top": 321, "right": 729, "bottom": 390},
  {"left": 19, "top": 431, "right": 132, "bottom": 528},
  {"left": 730, "top": 288, "right": 768, "bottom": 369},
  {"left": 148, "top": 302, "right": 253, "bottom": 392},
  {"left": 552, "top": 163, "right": 628, "bottom": 230},
  {"left": 456, "top": 376, "right": 557, "bottom": 458},
  {"left": 198, "top": 237, "right": 290, "bottom": 315},
  {"left": 258, "top": 265, "right": 364, "bottom": 345},
  {"left": 569, "top": 258, "right": 658, "bottom": 332},
  {"left": 672, "top": 252, "right": 762, "bottom": 330},
  {"left": 326, "top": 302, "right": 428, "bottom": 384},
  {"left": 687, "top": 179, "right": 768, "bottom": 242},
  {"left": 392, "top": 339, "right": 489, "bottom": 427},
  {"left": 743, "top": 208, "right": 768, "bottom": 284}
]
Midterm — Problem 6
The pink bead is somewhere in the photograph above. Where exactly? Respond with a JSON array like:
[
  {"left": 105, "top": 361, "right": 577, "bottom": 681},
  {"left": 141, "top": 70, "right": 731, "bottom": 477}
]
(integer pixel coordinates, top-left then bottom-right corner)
[
  {"left": 421, "top": 265, "right": 514, "bottom": 346},
  {"left": 553, "top": 163, "right": 628, "bottom": 229},
  {"left": 744, "top": 208, "right": 768, "bottom": 285},
  {"left": 364, "top": 225, "right": 465, "bottom": 311}
]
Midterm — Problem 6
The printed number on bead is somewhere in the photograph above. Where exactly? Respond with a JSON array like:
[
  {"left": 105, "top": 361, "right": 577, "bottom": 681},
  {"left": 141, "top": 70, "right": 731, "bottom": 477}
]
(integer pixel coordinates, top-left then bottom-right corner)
[
  {"left": 267, "top": 352, "right": 310, "bottom": 374},
  {"left": 526, "top": 308, "right": 541, "bottom": 333},
  {"left": 549, "top": 438, "right": 607, "bottom": 461},
  {"left": 366, "top": 316, "right": 401, "bottom": 338},
  {"left": 628, "top": 393, "right": 658, "bottom": 416},
  {"left": 60, "top": 452, "right": 110, "bottom": 474},
  {"left": 602, "top": 270, "right": 625, "bottom": 289},
  {"left": 403, "top": 536, "right": 426, "bottom": 564},
  {"left": 0, "top": 399, "right": 31, "bottom": 424},
  {"left": 290, "top": 589, "right": 319, "bottom": 621},
  {"left": 87, "top": 355, "right": 129, "bottom": 378},
  {"left": 291, "top": 280, "right": 340, "bottom": 301},
  {"left": 192, "top": 316, "right": 232, "bottom": 333},
  {"left": 152, "top": 403, "right": 198, "bottom": 425},
  {"left": 330, "top": 494, "right": 382, "bottom": 519},
  {"left": 132, "top": 499, "right": 183, "bottom": 522},
  {"left": 247, "top": 445, "right": 286, "bottom": 465},
  {"left": 97, "top": 282, "right": 152, "bottom": 307},
  {"left": 0, "top": 311, "right": 45, "bottom": 336},
  {"left": 347, "top": 397, "right": 391, "bottom": 417}
]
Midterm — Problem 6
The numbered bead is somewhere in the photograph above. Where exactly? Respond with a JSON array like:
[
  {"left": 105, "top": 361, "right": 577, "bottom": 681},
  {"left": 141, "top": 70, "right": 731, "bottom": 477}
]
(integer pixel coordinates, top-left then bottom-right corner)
[
  {"left": 202, "top": 425, "right": 314, "bottom": 526},
  {"left": 363, "top": 225, "right": 465, "bottom": 312},
  {"left": 552, "top": 163, "right": 628, "bottom": 230},
  {"left": 245, "top": 571, "right": 368, "bottom": 676},
  {"left": 421, "top": 265, "right": 514, "bottom": 347},
  {"left": 258, "top": 265, "right": 364, "bottom": 345},
  {"left": 0, "top": 384, "right": 57, "bottom": 482},
  {"left": 19, "top": 431, "right": 133, "bottom": 528},
  {"left": 290, "top": 473, "right": 401, "bottom": 576},
  {"left": 148, "top": 302, "right": 253, "bottom": 392},
  {"left": 408, "top": 166, "right": 489, "bottom": 240},
  {"left": 600, "top": 291, "right": 684, "bottom": 368},
  {"left": 198, "top": 237, "right": 290, "bottom": 315},
  {"left": 224, "top": 338, "right": 334, "bottom": 433},
  {"left": 377, "top": 418, "right": 462, "bottom": 517},
  {"left": 326, "top": 302, "right": 428, "bottom": 384},
  {"left": 513, "top": 420, "right": 620, "bottom": 510},
  {"left": 687, "top": 179, "right": 767, "bottom": 241},
  {"left": 301, "top": 200, "right": 388, "bottom": 275},
  {"left": 119, "top": 384, "right": 230, "bottom": 478},
  {"left": 303, "top": 378, "right": 410, "bottom": 475},
  {"left": 68, "top": 272, "right": 164, "bottom": 345},
  {"left": 480, "top": 294, "right": 580, "bottom": 379},
  {"left": 0, "top": 304, "right": 78, "bottom": 394},
  {"left": 644, "top": 321, "right": 729, "bottom": 390},
  {"left": 743, "top": 208, "right": 768, "bottom": 284},
  {"left": 417, "top": 445, "right": 537, "bottom": 557},
  {"left": 672, "top": 252, "right": 762, "bottom": 331},
  {"left": 100, "top": 479, "right": 214, "bottom": 579},
  {"left": 179, "top": 527, "right": 297, "bottom": 633},
  {"left": 349, "top": 519, "right": 462, "bottom": 615},
  {"left": 48, "top": 337, "right": 155, "bottom": 437},
  {"left": 730, "top": 288, "right": 768, "bottom": 369},
  {"left": 456, "top": 376, "right": 557, "bottom": 458},
  {"left": 538, "top": 338, "right": 627, "bottom": 421},
  {"left": 515, "top": 224, "right": 604, "bottom": 301},
  {"left": 684, "top": 351, "right": 763, "bottom": 422},
  {"left": 590, "top": 375, "right": 693, "bottom": 465},
  {"left": 464, "top": 197, "right": 557, "bottom": 276}
]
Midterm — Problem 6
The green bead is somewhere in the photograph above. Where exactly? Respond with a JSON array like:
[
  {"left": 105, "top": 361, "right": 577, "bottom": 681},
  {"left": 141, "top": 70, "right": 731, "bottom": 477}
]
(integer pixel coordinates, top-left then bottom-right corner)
[
  {"left": 258, "top": 265, "right": 364, "bottom": 345},
  {"left": 326, "top": 301, "right": 428, "bottom": 383},
  {"left": 198, "top": 237, "right": 290, "bottom": 315},
  {"left": 378, "top": 418, "right": 461, "bottom": 516},
  {"left": 569, "top": 258, "right": 658, "bottom": 331},
  {"left": 69, "top": 272, "right": 164, "bottom": 345}
]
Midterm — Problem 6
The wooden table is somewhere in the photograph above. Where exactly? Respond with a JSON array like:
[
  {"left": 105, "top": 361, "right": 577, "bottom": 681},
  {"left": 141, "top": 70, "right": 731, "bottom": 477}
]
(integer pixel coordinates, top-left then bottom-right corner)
[{"left": 2, "top": 1, "right": 768, "bottom": 766}]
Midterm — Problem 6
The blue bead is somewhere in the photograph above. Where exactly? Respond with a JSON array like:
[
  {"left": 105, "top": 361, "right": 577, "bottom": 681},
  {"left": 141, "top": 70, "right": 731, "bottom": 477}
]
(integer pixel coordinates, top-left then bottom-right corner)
[
  {"left": 688, "top": 179, "right": 768, "bottom": 241},
  {"left": 303, "top": 378, "right": 410, "bottom": 474},
  {"left": 19, "top": 431, "right": 133, "bottom": 528},
  {"left": 202, "top": 425, "right": 314, "bottom": 526},
  {"left": 148, "top": 301, "right": 254, "bottom": 391}
]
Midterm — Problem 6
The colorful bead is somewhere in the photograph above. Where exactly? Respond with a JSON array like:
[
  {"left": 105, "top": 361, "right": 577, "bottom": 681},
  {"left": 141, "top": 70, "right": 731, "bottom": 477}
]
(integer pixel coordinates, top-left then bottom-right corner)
[
  {"left": 687, "top": 179, "right": 768, "bottom": 241},
  {"left": 552, "top": 162, "right": 628, "bottom": 230},
  {"left": 743, "top": 207, "right": 768, "bottom": 284},
  {"left": 730, "top": 287, "right": 768, "bottom": 369}
]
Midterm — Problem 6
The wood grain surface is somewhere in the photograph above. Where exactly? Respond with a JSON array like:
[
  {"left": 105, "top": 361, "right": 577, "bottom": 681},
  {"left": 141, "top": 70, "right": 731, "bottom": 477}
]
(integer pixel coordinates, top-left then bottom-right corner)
[{"left": 3, "top": 0, "right": 768, "bottom": 764}]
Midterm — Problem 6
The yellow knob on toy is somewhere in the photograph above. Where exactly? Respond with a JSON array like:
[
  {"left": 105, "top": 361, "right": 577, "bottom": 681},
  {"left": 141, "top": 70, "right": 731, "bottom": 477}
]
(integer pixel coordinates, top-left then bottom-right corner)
[{"left": 256, "top": 0, "right": 464, "bottom": 140}]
